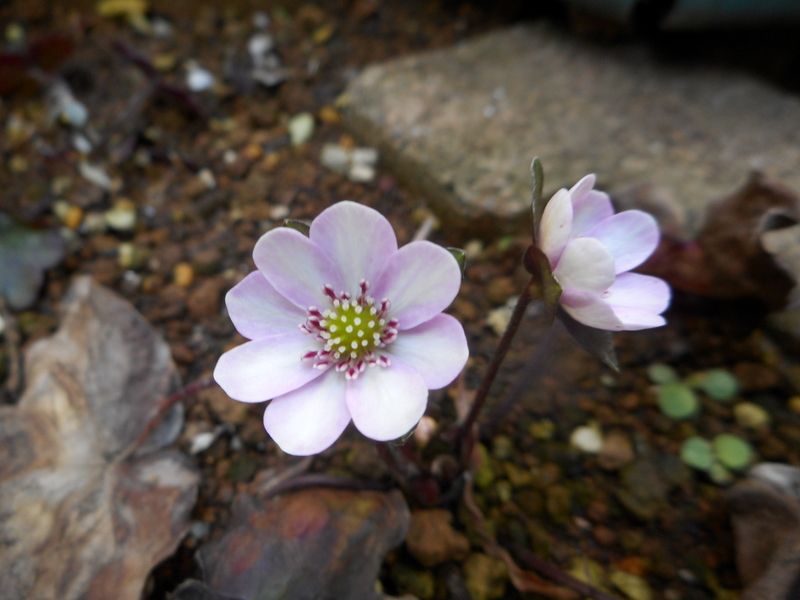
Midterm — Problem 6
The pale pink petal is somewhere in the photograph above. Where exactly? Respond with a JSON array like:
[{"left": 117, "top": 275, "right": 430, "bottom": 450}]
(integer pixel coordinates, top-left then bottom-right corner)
[
  {"left": 310, "top": 201, "right": 398, "bottom": 295},
  {"left": 571, "top": 190, "right": 614, "bottom": 237},
  {"left": 372, "top": 241, "right": 461, "bottom": 330},
  {"left": 611, "top": 308, "right": 666, "bottom": 330},
  {"left": 346, "top": 360, "right": 428, "bottom": 441},
  {"left": 553, "top": 237, "right": 615, "bottom": 293},
  {"left": 263, "top": 370, "right": 349, "bottom": 455},
  {"left": 253, "top": 227, "right": 344, "bottom": 309},
  {"left": 226, "top": 271, "right": 305, "bottom": 339},
  {"left": 603, "top": 273, "right": 671, "bottom": 315},
  {"left": 538, "top": 188, "right": 573, "bottom": 266},
  {"left": 569, "top": 173, "right": 596, "bottom": 203},
  {"left": 213, "top": 332, "right": 324, "bottom": 403},
  {"left": 389, "top": 314, "right": 468, "bottom": 389},
  {"left": 587, "top": 210, "right": 660, "bottom": 273},
  {"left": 561, "top": 274, "right": 670, "bottom": 332},
  {"left": 560, "top": 290, "right": 624, "bottom": 331}
]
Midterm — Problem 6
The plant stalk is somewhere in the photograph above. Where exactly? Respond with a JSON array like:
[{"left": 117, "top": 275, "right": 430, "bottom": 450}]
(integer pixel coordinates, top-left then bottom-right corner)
[{"left": 458, "top": 275, "right": 536, "bottom": 463}]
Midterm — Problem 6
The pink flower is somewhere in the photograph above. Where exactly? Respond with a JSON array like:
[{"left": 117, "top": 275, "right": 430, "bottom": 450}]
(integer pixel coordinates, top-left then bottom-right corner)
[
  {"left": 214, "top": 201, "right": 469, "bottom": 455},
  {"left": 538, "top": 174, "right": 670, "bottom": 331}
]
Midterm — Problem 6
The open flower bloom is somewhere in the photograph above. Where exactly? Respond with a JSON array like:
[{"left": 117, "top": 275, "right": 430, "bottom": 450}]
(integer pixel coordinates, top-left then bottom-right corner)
[
  {"left": 214, "top": 201, "right": 469, "bottom": 455},
  {"left": 538, "top": 174, "right": 670, "bottom": 331}
]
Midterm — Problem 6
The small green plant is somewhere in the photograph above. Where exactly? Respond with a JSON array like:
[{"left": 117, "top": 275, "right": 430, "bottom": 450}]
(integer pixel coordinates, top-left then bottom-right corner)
[
  {"left": 648, "top": 365, "right": 740, "bottom": 420},
  {"left": 679, "top": 434, "right": 755, "bottom": 485},
  {"left": 657, "top": 383, "right": 699, "bottom": 420},
  {"left": 688, "top": 369, "right": 739, "bottom": 402}
]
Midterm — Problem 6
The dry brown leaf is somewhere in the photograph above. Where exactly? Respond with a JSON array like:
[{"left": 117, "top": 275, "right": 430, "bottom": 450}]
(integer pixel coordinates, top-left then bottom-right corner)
[
  {"left": 646, "top": 172, "right": 799, "bottom": 308},
  {"left": 0, "top": 276, "right": 199, "bottom": 600},
  {"left": 195, "top": 486, "right": 409, "bottom": 600}
]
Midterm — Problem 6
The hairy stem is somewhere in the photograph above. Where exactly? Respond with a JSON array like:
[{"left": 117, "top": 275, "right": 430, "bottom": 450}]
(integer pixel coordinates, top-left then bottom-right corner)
[{"left": 458, "top": 275, "right": 536, "bottom": 463}]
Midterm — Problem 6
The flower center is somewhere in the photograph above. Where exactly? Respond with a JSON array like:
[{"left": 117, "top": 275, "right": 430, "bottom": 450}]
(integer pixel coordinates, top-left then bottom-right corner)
[{"left": 300, "top": 280, "right": 398, "bottom": 380}]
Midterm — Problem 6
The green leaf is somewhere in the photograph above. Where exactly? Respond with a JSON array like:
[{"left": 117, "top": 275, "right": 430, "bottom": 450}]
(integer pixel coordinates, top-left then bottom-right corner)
[
  {"left": 283, "top": 218, "right": 311, "bottom": 236},
  {"left": 693, "top": 369, "right": 739, "bottom": 402},
  {"left": 657, "top": 383, "right": 699, "bottom": 420},
  {"left": 530, "top": 157, "right": 545, "bottom": 244},
  {"left": 713, "top": 434, "right": 754, "bottom": 471},
  {"left": 558, "top": 307, "right": 618, "bottom": 372},
  {"left": 447, "top": 247, "right": 466, "bottom": 274},
  {"left": 709, "top": 462, "right": 734, "bottom": 485},
  {"left": 0, "top": 213, "right": 65, "bottom": 310},
  {"left": 680, "top": 436, "right": 713, "bottom": 471},
  {"left": 647, "top": 363, "right": 679, "bottom": 385}
]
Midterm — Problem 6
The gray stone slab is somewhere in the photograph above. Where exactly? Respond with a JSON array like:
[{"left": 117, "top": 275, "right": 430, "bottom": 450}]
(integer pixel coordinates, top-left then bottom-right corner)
[{"left": 343, "top": 24, "right": 800, "bottom": 236}]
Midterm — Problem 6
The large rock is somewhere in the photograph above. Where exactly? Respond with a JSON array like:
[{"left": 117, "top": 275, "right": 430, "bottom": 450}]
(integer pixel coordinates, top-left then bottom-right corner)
[{"left": 343, "top": 24, "right": 800, "bottom": 236}]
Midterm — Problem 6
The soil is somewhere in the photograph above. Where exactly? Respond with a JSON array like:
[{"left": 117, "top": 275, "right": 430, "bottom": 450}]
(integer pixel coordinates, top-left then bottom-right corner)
[{"left": 2, "top": 1, "right": 799, "bottom": 599}]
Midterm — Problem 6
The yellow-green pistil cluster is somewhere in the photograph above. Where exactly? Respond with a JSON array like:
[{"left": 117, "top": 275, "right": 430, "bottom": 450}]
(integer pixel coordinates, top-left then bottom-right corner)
[
  {"left": 301, "top": 281, "right": 398, "bottom": 380},
  {"left": 324, "top": 301, "right": 382, "bottom": 357}
]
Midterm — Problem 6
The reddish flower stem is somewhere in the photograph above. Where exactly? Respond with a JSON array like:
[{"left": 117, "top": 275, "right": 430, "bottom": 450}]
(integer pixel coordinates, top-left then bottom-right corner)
[
  {"left": 132, "top": 376, "right": 214, "bottom": 449},
  {"left": 458, "top": 275, "right": 536, "bottom": 465}
]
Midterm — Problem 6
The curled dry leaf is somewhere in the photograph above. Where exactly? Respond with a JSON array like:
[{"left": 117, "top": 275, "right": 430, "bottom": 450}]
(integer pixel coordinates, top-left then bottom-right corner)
[
  {"left": 646, "top": 173, "right": 799, "bottom": 308},
  {"left": 195, "top": 486, "right": 409, "bottom": 600},
  {"left": 0, "top": 276, "right": 199, "bottom": 600}
]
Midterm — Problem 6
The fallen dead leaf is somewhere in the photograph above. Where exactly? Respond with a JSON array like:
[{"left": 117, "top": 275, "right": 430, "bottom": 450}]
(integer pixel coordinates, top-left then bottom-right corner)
[
  {"left": 646, "top": 172, "right": 799, "bottom": 308},
  {"left": 0, "top": 276, "right": 199, "bottom": 600},
  {"left": 194, "top": 485, "right": 409, "bottom": 600}
]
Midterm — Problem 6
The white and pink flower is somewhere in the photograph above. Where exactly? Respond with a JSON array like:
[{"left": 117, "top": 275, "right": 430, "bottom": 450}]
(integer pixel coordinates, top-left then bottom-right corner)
[
  {"left": 214, "top": 201, "right": 469, "bottom": 455},
  {"left": 538, "top": 174, "right": 670, "bottom": 331}
]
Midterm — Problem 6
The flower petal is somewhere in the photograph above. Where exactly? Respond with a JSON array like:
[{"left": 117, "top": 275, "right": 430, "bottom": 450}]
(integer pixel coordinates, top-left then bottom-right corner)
[
  {"left": 390, "top": 314, "right": 469, "bottom": 389},
  {"left": 226, "top": 271, "right": 305, "bottom": 339},
  {"left": 561, "top": 274, "right": 670, "bottom": 332},
  {"left": 373, "top": 241, "right": 461, "bottom": 330},
  {"left": 538, "top": 188, "right": 573, "bottom": 266},
  {"left": 604, "top": 272, "right": 671, "bottom": 315},
  {"left": 587, "top": 210, "right": 659, "bottom": 273},
  {"left": 253, "top": 227, "right": 344, "bottom": 309},
  {"left": 611, "top": 308, "right": 666, "bottom": 330},
  {"left": 310, "top": 201, "right": 398, "bottom": 295},
  {"left": 263, "top": 369, "right": 350, "bottom": 455},
  {"left": 560, "top": 290, "right": 624, "bottom": 331},
  {"left": 553, "top": 237, "right": 615, "bottom": 293},
  {"left": 346, "top": 360, "right": 428, "bottom": 441},
  {"left": 213, "top": 332, "right": 324, "bottom": 403},
  {"left": 571, "top": 190, "right": 614, "bottom": 237},
  {"left": 569, "top": 173, "right": 596, "bottom": 203}
]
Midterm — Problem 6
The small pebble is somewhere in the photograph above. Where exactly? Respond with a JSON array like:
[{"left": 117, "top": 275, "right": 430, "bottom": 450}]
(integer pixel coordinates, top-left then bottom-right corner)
[
  {"left": 486, "top": 302, "right": 513, "bottom": 335},
  {"left": 186, "top": 63, "right": 215, "bottom": 91},
  {"left": 173, "top": 262, "right": 195, "bottom": 287},
  {"left": 570, "top": 424, "right": 603, "bottom": 453},
  {"left": 733, "top": 402, "right": 770, "bottom": 429},
  {"left": 105, "top": 199, "right": 137, "bottom": 232},
  {"left": 289, "top": 112, "right": 315, "bottom": 146}
]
